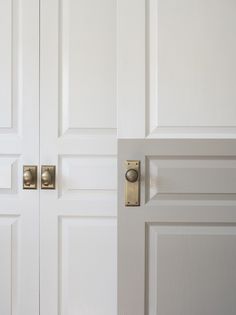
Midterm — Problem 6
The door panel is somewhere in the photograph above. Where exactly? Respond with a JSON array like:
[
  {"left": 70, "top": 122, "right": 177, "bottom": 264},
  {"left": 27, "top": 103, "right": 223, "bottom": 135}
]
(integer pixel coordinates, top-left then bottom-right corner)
[
  {"left": 0, "top": 0, "right": 13, "bottom": 129},
  {"left": 118, "top": 140, "right": 236, "bottom": 315},
  {"left": 0, "top": 217, "right": 18, "bottom": 315},
  {"left": 155, "top": 0, "right": 236, "bottom": 128},
  {"left": 148, "top": 224, "right": 236, "bottom": 315},
  {"left": 59, "top": 217, "right": 117, "bottom": 315},
  {"left": 0, "top": 0, "right": 39, "bottom": 314},
  {"left": 147, "top": 156, "right": 236, "bottom": 199},
  {"left": 118, "top": 0, "right": 236, "bottom": 139},
  {"left": 59, "top": 0, "right": 116, "bottom": 132},
  {"left": 40, "top": 1, "right": 117, "bottom": 314}
]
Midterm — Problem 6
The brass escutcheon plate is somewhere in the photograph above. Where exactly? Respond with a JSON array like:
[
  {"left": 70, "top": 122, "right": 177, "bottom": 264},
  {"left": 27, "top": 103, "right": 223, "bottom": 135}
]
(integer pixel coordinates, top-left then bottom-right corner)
[{"left": 125, "top": 160, "right": 140, "bottom": 206}]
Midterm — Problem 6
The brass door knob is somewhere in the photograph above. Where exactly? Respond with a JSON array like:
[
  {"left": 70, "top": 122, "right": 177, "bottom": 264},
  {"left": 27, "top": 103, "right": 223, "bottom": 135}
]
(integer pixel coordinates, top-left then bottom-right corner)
[
  {"left": 125, "top": 169, "right": 139, "bottom": 183},
  {"left": 24, "top": 170, "right": 33, "bottom": 186},
  {"left": 41, "top": 169, "right": 51, "bottom": 186},
  {"left": 41, "top": 166, "right": 56, "bottom": 189},
  {"left": 23, "top": 166, "right": 37, "bottom": 189}
]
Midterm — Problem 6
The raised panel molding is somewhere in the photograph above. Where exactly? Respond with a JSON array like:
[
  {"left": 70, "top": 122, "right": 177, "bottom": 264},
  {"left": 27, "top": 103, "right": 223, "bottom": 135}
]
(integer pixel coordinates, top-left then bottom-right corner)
[
  {"left": 0, "top": 156, "right": 19, "bottom": 194},
  {"left": 146, "top": 156, "right": 236, "bottom": 202},
  {"left": 58, "top": 155, "right": 117, "bottom": 201},
  {"left": 0, "top": 0, "right": 19, "bottom": 133},
  {"left": 0, "top": 216, "right": 19, "bottom": 315},
  {"left": 147, "top": 223, "right": 236, "bottom": 315},
  {"left": 59, "top": 0, "right": 116, "bottom": 136},
  {"left": 147, "top": 0, "right": 236, "bottom": 138},
  {"left": 58, "top": 216, "right": 117, "bottom": 315}
]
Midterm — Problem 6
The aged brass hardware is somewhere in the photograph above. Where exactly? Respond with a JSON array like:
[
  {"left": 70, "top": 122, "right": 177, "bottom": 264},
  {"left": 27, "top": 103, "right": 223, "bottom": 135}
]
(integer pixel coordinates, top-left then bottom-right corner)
[
  {"left": 125, "top": 169, "right": 139, "bottom": 183},
  {"left": 125, "top": 160, "right": 140, "bottom": 206},
  {"left": 41, "top": 165, "right": 56, "bottom": 189},
  {"left": 23, "top": 166, "right": 37, "bottom": 189}
]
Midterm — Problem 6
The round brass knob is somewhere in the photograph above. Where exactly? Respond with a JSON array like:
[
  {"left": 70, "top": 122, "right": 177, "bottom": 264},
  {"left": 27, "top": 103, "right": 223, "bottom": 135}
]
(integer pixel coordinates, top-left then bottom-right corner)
[
  {"left": 41, "top": 169, "right": 52, "bottom": 186},
  {"left": 23, "top": 169, "right": 33, "bottom": 186},
  {"left": 125, "top": 169, "right": 139, "bottom": 183}
]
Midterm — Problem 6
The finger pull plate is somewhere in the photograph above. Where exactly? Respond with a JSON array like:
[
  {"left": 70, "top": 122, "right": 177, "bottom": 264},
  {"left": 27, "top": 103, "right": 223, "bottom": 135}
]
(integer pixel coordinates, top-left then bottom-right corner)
[
  {"left": 23, "top": 166, "right": 37, "bottom": 189},
  {"left": 125, "top": 160, "right": 140, "bottom": 206},
  {"left": 41, "top": 165, "right": 56, "bottom": 189}
]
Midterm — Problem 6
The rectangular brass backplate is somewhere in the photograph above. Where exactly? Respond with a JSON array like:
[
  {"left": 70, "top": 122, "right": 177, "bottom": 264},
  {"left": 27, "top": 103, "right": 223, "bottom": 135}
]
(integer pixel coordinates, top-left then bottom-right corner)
[
  {"left": 23, "top": 165, "right": 37, "bottom": 189},
  {"left": 41, "top": 165, "right": 56, "bottom": 189},
  {"left": 125, "top": 160, "right": 140, "bottom": 206}
]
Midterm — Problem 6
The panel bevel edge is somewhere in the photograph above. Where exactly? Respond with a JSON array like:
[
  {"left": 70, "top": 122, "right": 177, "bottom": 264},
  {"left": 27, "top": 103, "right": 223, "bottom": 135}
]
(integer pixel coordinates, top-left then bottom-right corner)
[
  {"left": 59, "top": 127, "right": 117, "bottom": 138},
  {"left": 145, "top": 0, "right": 159, "bottom": 137},
  {"left": 147, "top": 126, "right": 236, "bottom": 139},
  {"left": 10, "top": 217, "right": 19, "bottom": 314}
]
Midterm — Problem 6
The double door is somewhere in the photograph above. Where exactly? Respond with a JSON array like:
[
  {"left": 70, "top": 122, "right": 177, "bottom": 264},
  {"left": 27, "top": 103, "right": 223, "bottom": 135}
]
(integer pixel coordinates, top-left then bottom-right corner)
[{"left": 0, "top": 1, "right": 117, "bottom": 314}]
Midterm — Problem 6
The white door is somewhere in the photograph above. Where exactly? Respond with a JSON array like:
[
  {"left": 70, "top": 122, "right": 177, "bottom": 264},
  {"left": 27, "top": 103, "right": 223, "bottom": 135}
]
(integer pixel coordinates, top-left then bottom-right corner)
[
  {"left": 118, "top": 0, "right": 236, "bottom": 314},
  {"left": 0, "top": 1, "right": 39, "bottom": 315},
  {"left": 40, "top": 1, "right": 117, "bottom": 314}
]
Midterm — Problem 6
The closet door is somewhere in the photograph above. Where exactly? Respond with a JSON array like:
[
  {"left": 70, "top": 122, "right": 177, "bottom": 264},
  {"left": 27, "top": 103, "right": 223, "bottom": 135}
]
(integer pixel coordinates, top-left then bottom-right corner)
[
  {"left": 117, "top": 0, "right": 236, "bottom": 314},
  {"left": 0, "top": 1, "right": 39, "bottom": 315},
  {"left": 40, "top": 1, "right": 117, "bottom": 314}
]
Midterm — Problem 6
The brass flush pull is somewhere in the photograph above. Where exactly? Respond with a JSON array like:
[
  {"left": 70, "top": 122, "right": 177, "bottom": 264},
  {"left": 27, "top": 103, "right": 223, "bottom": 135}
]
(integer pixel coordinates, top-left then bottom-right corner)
[
  {"left": 41, "top": 165, "right": 56, "bottom": 189},
  {"left": 125, "top": 160, "right": 140, "bottom": 206},
  {"left": 23, "top": 166, "right": 37, "bottom": 189}
]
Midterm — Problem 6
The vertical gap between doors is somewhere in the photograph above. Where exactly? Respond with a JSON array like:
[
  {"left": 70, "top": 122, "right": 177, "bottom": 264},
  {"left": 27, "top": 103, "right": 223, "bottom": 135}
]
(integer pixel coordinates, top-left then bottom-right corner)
[{"left": 38, "top": 0, "right": 41, "bottom": 314}]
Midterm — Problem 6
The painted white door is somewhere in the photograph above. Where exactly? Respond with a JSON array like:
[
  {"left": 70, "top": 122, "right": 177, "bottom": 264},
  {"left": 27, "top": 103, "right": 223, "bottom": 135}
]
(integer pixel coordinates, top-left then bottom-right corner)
[
  {"left": 118, "top": 0, "right": 236, "bottom": 314},
  {"left": 0, "top": 1, "right": 39, "bottom": 315},
  {"left": 40, "top": 1, "right": 117, "bottom": 314}
]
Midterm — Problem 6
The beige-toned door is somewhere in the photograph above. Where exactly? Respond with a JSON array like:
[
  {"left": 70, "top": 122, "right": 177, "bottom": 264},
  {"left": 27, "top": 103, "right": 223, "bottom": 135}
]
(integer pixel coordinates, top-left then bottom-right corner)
[
  {"left": 118, "top": 0, "right": 236, "bottom": 314},
  {"left": 118, "top": 140, "right": 236, "bottom": 315}
]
